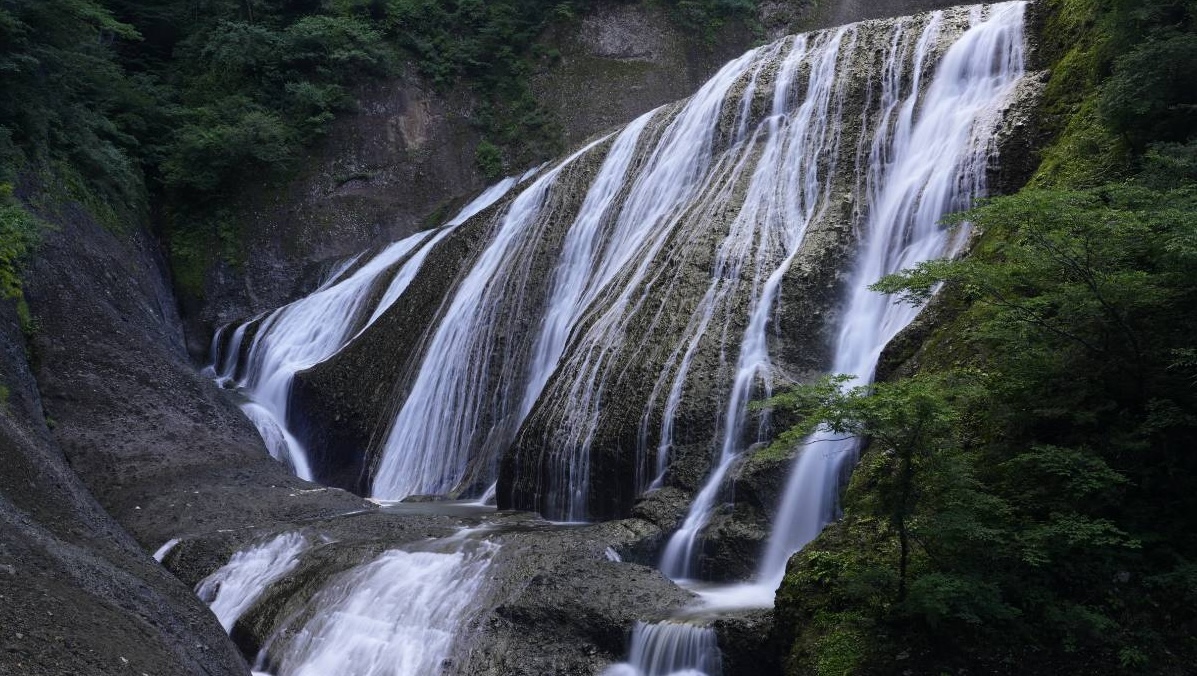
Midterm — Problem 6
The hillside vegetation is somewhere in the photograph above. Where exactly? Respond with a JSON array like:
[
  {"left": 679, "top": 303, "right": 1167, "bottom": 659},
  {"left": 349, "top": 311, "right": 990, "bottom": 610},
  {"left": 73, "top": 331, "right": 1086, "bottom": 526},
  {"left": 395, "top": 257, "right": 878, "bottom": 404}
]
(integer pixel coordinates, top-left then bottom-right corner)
[
  {"left": 0, "top": 0, "right": 760, "bottom": 300},
  {"left": 772, "top": 0, "right": 1197, "bottom": 673}
]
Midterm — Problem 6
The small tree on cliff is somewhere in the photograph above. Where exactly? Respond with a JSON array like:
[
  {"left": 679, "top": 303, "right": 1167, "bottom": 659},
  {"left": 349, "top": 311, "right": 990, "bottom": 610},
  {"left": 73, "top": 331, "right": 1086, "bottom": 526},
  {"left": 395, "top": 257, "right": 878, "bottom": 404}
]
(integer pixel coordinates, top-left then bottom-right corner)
[{"left": 771, "top": 371, "right": 993, "bottom": 602}]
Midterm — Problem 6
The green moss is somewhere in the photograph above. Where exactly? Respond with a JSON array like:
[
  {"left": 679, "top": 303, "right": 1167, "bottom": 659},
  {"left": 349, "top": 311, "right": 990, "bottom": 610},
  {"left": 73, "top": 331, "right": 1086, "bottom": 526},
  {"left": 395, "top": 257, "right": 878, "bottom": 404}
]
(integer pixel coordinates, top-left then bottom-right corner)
[
  {"left": 167, "top": 224, "right": 214, "bottom": 302},
  {"left": 474, "top": 139, "right": 504, "bottom": 180},
  {"left": 810, "top": 617, "right": 866, "bottom": 676},
  {"left": 0, "top": 183, "right": 40, "bottom": 304},
  {"left": 1031, "top": 98, "right": 1127, "bottom": 188}
]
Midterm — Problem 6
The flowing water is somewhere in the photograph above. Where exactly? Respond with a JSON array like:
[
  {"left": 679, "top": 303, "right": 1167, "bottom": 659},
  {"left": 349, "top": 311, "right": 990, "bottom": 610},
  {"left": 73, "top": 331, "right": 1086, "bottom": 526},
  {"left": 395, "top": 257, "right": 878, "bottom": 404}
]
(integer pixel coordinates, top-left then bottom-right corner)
[
  {"left": 651, "top": 0, "right": 1027, "bottom": 590},
  {"left": 603, "top": 621, "right": 723, "bottom": 676},
  {"left": 757, "top": 0, "right": 1026, "bottom": 590},
  {"left": 196, "top": 532, "right": 312, "bottom": 631},
  {"left": 208, "top": 178, "right": 521, "bottom": 480},
  {"left": 199, "top": 2, "right": 1031, "bottom": 673},
  {"left": 253, "top": 540, "right": 497, "bottom": 676},
  {"left": 370, "top": 137, "right": 615, "bottom": 500}
]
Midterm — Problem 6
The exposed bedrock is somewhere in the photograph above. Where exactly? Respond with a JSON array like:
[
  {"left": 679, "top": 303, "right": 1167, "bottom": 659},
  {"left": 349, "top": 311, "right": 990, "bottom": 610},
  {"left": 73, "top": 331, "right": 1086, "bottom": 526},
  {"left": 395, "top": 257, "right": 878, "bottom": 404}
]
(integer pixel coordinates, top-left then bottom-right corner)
[
  {"left": 22, "top": 198, "right": 371, "bottom": 550},
  {"left": 1, "top": 184, "right": 378, "bottom": 672},
  {"left": 161, "top": 508, "right": 713, "bottom": 676},
  {"left": 0, "top": 300, "right": 245, "bottom": 676}
]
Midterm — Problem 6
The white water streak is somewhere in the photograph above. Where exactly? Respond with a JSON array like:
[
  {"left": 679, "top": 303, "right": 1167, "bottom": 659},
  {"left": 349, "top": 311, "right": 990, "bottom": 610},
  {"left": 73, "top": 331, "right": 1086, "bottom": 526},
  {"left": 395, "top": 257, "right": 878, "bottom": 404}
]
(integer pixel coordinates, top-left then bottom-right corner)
[
  {"left": 603, "top": 621, "right": 722, "bottom": 676},
  {"left": 152, "top": 537, "right": 180, "bottom": 562},
  {"left": 371, "top": 138, "right": 609, "bottom": 500},
  {"left": 757, "top": 0, "right": 1027, "bottom": 590},
  {"left": 196, "top": 532, "right": 311, "bottom": 632},
  {"left": 658, "top": 25, "right": 853, "bottom": 579},
  {"left": 211, "top": 179, "right": 518, "bottom": 479},
  {"left": 539, "top": 46, "right": 767, "bottom": 520},
  {"left": 259, "top": 542, "right": 496, "bottom": 676}
]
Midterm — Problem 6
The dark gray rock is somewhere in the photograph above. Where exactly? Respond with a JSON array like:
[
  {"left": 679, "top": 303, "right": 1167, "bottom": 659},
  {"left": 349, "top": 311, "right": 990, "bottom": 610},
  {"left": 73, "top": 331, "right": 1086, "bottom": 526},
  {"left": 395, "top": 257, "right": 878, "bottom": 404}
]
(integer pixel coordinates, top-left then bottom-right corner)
[
  {"left": 2, "top": 187, "right": 374, "bottom": 673},
  {"left": 533, "top": 1, "right": 756, "bottom": 150},
  {"left": 192, "top": 68, "right": 487, "bottom": 357},
  {"left": 22, "top": 199, "right": 371, "bottom": 552},
  {"left": 0, "top": 285, "right": 247, "bottom": 674},
  {"left": 714, "top": 608, "right": 782, "bottom": 676},
  {"left": 158, "top": 506, "right": 698, "bottom": 676}
]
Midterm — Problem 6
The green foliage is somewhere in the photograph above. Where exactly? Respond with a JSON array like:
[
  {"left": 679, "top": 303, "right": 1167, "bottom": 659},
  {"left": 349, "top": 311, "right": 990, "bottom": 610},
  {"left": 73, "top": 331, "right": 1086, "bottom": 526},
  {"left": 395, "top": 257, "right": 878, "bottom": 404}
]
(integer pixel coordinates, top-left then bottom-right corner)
[
  {"left": 0, "top": 0, "right": 146, "bottom": 213},
  {"left": 1099, "top": 31, "right": 1197, "bottom": 151},
  {"left": 163, "top": 98, "right": 299, "bottom": 193},
  {"left": 0, "top": 0, "right": 761, "bottom": 294},
  {"left": 163, "top": 12, "right": 394, "bottom": 197},
  {"left": 0, "top": 183, "right": 41, "bottom": 339},
  {"left": 664, "top": 0, "right": 757, "bottom": 41},
  {"left": 779, "top": 181, "right": 1197, "bottom": 673},
  {"left": 474, "top": 139, "right": 504, "bottom": 180},
  {"left": 776, "top": 1, "right": 1197, "bottom": 667},
  {"left": 0, "top": 183, "right": 39, "bottom": 301}
]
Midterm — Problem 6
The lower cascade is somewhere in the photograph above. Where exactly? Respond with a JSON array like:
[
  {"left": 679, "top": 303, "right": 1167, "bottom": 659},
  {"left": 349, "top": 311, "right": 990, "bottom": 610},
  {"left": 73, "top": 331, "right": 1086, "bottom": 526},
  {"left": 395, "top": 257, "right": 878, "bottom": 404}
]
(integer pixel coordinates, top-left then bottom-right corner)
[
  {"left": 603, "top": 621, "right": 723, "bottom": 676},
  {"left": 203, "top": 1, "right": 1032, "bottom": 674},
  {"left": 252, "top": 540, "right": 496, "bottom": 676},
  {"left": 196, "top": 532, "right": 312, "bottom": 632}
]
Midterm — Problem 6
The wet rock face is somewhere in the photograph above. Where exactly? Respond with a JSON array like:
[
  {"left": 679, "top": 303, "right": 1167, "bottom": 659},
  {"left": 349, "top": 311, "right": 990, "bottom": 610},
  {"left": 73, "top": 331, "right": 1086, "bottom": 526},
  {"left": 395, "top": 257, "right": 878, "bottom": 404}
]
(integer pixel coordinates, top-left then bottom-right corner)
[
  {"left": 533, "top": 2, "right": 756, "bottom": 151},
  {"left": 287, "top": 205, "right": 509, "bottom": 494},
  {"left": 291, "top": 146, "right": 611, "bottom": 499},
  {"left": 715, "top": 608, "right": 782, "bottom": 676},
  {"left": 466, "top": 522, "right": 696, "bottom": 676},
  {"left": 193, "top": 69, "right": 485, "bottom": 357},
  {"left": 283, "top": 8, "right": 1025, "bottom": 542},
  {"left": 163, "top": 508, "right": 694, "bottom": 676}
]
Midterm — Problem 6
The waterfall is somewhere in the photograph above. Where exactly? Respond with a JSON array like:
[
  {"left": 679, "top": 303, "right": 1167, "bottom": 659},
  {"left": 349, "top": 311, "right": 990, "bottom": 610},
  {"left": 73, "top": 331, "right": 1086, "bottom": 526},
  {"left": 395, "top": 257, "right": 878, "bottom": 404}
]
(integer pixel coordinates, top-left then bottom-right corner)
[
  {"left": 253, "top": 540, "right": 496, "bottom": 676},
  {"left": 523, "top": 47, "right": 768, "bottom": 520},
  {"left": 196, "top": 532, "right": 311, "bottom": 632},
  {"left": 210, "top": 1, "right": 1029, "bottom": 528},
  {"left": 640, "top": 0, "right": 1027, "bottom": 585},
  {"left": 209, "top": 0, "right": 1027, "bottom": 592},
  {"left": 603, "top": 621, "right": 723, "bottom": 676},
  {"left": 656, "top": 23, "right": 856, "bottom": 580},
  {"left": 609, "top": 3, "right": 1027, "bottom": 669},
  {"left": 192, "top": 3, "right": 1031, "bottom": 674},
  {"left": 153, "top": 537, "right": 180, "bottom": 562},
  {"left": 370, "top": 136, "right": 615, "bottom": 500},
  {"left": 758, "top": 0, "right": 1026, "bottom": 589},
  {"left": 208, "top": 178, "right": 520, "bottom": 480}
]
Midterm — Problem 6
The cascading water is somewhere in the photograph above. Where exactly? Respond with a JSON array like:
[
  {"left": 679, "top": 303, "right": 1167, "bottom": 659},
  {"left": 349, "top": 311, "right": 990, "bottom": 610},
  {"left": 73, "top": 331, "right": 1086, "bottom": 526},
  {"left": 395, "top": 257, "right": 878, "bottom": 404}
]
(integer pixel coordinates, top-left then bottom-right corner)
[
  {"left": 198, "top": 3, "right": 1031, "bottom": 673},
  {"left": 603, "top": 3, "right": 1027, "bottom": 673},
  {"left": 603, "top": 621, "right": 723, "bottom": 676},
  {"left": 758, "top": 0, "right": 1026, "bottom": 590},
  {"left": 195, "top": 532, "right": 311, "bottom": 631},
  {"left": 208, "top": 177, "right": 520, "bottom": 480},
  {"left": 655, "top": 24, "right": 856, "bottom": 580},
  {"left": 651, "top": 0, "right": 1027, "bottom": 588},
  {"left": 204, "top": 2, "right": 1029, "bottom": 531},
  {"left": 369, "top": 136, "right": 619, "bottom": 500},
  {"left": 252, "top": 540, "right": 497, "bottom": 676}
]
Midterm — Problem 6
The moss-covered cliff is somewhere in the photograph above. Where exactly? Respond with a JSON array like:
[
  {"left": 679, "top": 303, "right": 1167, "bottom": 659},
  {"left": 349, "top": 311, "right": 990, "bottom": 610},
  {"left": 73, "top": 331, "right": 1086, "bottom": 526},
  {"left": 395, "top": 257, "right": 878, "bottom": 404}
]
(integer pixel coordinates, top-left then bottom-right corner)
[{"left": 771, "top": 0, "right": 1197, "bottom": 672}]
